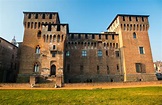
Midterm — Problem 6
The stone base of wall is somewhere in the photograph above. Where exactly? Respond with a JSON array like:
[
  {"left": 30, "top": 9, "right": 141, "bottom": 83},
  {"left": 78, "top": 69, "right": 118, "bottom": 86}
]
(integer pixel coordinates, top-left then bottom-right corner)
[
  {"left": 16, "top": 74, "right": 32, "bottom": 83},
  {"left": 65, "top": 74, "right": 124, "bottom": 83},
  {"left": 126, "top": 73, "right": 157, "bottom": 82}
]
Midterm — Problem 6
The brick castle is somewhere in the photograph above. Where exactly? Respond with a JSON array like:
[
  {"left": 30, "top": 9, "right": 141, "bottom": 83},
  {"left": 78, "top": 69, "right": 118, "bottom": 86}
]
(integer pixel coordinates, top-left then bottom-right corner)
[{"left": 16, "top": 12, "right": 157, "bottom": 86}]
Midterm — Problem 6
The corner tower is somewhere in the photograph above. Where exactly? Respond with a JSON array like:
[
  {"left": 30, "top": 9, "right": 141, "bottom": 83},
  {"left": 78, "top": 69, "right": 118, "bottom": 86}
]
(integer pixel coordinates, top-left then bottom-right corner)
[
  {"left": 107, "top": 14, "right": 157, "bottom": 81},
  {"left": 18, "top": 12, "right": 68, "bottom": 86}
]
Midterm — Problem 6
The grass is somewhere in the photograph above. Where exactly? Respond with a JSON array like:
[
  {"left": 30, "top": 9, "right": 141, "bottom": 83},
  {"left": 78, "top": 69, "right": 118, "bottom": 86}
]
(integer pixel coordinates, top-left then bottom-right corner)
[{"left": 0, "top": 87, "right": 162, "bottom": 105}]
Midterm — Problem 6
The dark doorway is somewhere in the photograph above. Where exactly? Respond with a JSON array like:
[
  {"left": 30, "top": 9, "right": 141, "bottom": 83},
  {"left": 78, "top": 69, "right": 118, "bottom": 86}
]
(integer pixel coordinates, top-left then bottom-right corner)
[{"left": 50, "top": 65, "right": 56, "bottom": 75}]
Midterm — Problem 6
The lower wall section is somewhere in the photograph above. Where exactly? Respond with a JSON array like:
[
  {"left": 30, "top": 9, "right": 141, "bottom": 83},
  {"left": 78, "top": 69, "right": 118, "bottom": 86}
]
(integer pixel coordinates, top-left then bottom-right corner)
[
  {"left": 126, "top": 73, "right": 157, "bottom": 82},
  {"left": 65, "top": 74, "right": 124, "bottom": 83},
  {"left": 16, "top": 74, "right": 32, "bottom": 83}
]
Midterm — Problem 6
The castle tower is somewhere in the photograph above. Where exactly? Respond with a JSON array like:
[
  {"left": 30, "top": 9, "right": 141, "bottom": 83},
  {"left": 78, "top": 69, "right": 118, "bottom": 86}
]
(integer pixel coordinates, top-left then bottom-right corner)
[
  {"left": 17, "top": 12, "right": 68, "bottom": 86},
  {"left": 107, "top": 14, "right": 157, "bottom": 81}
]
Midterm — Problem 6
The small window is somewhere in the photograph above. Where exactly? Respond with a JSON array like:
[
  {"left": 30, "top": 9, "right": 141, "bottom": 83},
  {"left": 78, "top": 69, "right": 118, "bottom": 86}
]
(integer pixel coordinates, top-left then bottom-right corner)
[
  {"left": 66, "top": 51, "right": 70, "bottom": 56},
  {"left": 133, "top": 32, "right": 136, "bottom": 38},
  {"left": 106, "top": 50, "right": 109, "bottom": 56},
  {"left": 37, "top": 30, "right": 41, "bottom": 37},
  {"left": 34, "top": 63, "right": 39, "bottom": 72},
  {"left": 115, "top": 51, "right": 119, "bottom": 57},
  {"left": 53, "top": 45, "right": 56, "bottom": 50},
  {"left": 107, "top": 66, "right": 110, "bottom": 74},
  {"left": 82, "top": 50, "right": 87, "bottom": 56},
  {"left": 85, "top": 34, "right": 88, "bottom": 39},
  {"left": 98, "top": 50, "right": 102, "bottom": 57},
  {"left": 52, "top": 52, "right": 56, "bottom": 57},
  {"left": 35, "top": 45, "right": 40, "bottom": 54},
  {"left": 71, "top": 34, "right": 74, "bottom": 39},
  {"left": 78, "top": 34, "right": 81, "bottom": 39},
  {"left": 28, "top": 22, "right": 30, "bottom": 28},
  {"left": 139, "top": 47, "right": 144, "bottom": 54},
  {"left": 112, "top": 35, "right": 114, "bottom": 40},
  {"left": 135, "top": 63, "right": 142, "bottom": 73},
  {"left": 117, "top": 64, "right": 119, "bottom": 71}
]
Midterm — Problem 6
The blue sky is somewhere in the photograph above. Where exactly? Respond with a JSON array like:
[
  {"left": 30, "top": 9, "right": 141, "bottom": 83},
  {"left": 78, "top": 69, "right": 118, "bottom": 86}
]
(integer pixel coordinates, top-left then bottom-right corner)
[{"left": 0, "top": 0, "right": 162, "bottom": 61}]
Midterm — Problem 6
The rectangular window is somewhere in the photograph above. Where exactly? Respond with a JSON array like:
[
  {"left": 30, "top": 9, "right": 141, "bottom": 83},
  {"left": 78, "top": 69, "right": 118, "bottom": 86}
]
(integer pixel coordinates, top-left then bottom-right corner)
[
  {"left": 48, "top": 25, "right": 51, "bottom": 31},
  {"left": 135, "top": 63, "right": 142, "bottom": 73},
  {"left": 115, "top": 51, "right": 119, "bottom": 57},
  {"left": 57, "top": 25, "right": 60, "bottom": 31},
  {"left": 78, "top": 34, "right": 81, "bottom": 39},
  {"left": 53, "top": 45, "right": 56, "bottom": 50},
  {"left": 98, "top": 50, "right": 102, "bottom": 57},
  {"left": 139, "top": 47, "right": 144, "bottom": 54},
  {"left": 66, "top": 51, "right": 70, "bottom": 56},
  {"left": 99, "top": 35, "right": 101, "bottom": 39},
  {"left": 85, "top": 34, "right": 88, "bottom": 39},
  {"left": 136, "top": 17, "right": 138, "bottom": 21},
  {"left": 123, "top": 16, "right": 125, "bottom": 21},
  {"left": 82, "top": 50, "right": 87, "bottom": 56},
  {"left": 117, "top": 64, "right": 119, "bottom": 71},
  {"left": 42, "top": 14, "right": 45, "bottom": 19},
  {"left": 105, "top": 34, "right": 108, "bottom": 39},
  {"left": 129, "top": 16, "right": 131, "bottom": 21},
  {"left": 92, "top": 35, "right": 95, "bottom": 39},
  {"left": 52, "top": 52, "right": 56, "bottom": 57},
  {"left": 49, "top": 14, "right": 52, "bottom": 19},
  {"left": 142, "top": 17, "right": 144, "bottom": 22}
]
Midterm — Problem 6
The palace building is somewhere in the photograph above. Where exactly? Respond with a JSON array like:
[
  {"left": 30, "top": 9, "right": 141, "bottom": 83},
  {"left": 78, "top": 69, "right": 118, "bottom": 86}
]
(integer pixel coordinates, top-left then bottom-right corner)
[{"left": 17, "top": 12, "right": 157, "bottom": 86}]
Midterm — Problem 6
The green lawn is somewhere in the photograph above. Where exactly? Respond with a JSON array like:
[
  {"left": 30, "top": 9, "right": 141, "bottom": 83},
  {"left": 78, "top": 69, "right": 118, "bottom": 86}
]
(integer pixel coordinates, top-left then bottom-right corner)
[{"left": 0, "top": 87, "right": 162, "bottom": 105}]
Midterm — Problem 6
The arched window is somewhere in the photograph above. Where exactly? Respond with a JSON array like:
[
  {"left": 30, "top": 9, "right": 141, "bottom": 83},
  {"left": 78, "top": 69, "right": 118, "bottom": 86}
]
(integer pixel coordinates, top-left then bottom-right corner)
[
  {"left": 34, "top": 63, "right": 39, "bottom": 72},
  {"left": 133, "top": 32, "right": 136, "bottom": 39},
  {"left": 124, "top": 24, "right": 126, "bottom": 30},
  {"left": 35, "top": 45, "right": 40, "bottom": 54},
  {"left": 130, "top": 24, "right": 132, "bottom": 31},
  {"left": 37, "top": 30, "right": 41, "bottom": 38},
  {"left": 50, "top": 35, "right": 52, "bottom": 42},
  {"left": 140, "top": 24, "right": 142, "bottom": 31},
  {"left": 28, "top": 22, "right": 30, "bottom": 28}
]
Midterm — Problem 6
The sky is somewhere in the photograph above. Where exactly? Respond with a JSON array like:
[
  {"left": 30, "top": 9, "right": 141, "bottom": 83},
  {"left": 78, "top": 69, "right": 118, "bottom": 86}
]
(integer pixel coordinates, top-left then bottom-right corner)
[{"left": 0, "top": 0, "right": 162, "bottom": 61}]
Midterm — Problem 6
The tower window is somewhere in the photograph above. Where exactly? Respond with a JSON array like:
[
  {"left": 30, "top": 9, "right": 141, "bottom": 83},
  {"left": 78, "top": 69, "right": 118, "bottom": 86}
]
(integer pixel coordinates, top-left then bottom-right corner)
[
  {"left": 133, "top": 32, "right": 136, "bottom": 38},
  {"left": 78, "top": 34, "right": 81, "bottom": 39},
  {"left": 49, "top": 14, "right": 52, "bottom": 19},
  {"left": 53, "top": 45, "right": 56, "bottom": 50},
  {"left": 66, "top": 51, "right": 70, "bottom": 56},
  {"left": 35, "top": 45, "right": 40, "bottom": 54},
  {"left": 139, "top": 47, "right": 144, "bottom": 54},
  {"left": 37, "top": 30, "right": 41, "bottom": 37},
  {"left": 34, "top": 63, "right": 39, "bottom": 72},
  {"left": 99, "top": 34, "right": 101, "bottom": 39},
  {"left": 98, "top": 50, "right": 102, "bottom": 57},
  {"left": 105, "top": 35, "right": 108, "bottom": 39},
  {"left": 48, "top": 24, "right": 51, "bottom": 31},
  {"left": 85, "top": 34, "right": 88, "bottom": 39},
  {"left": 57, "top": 25, "right": 60, "bottom": 31},
  {"left": 92, "top": 35, "right": 95, "bottom": 39},
  {"left": 117, "top": 64, "right": 119, "bottom": 71},
  {"left": 129, "top": 16, "right": 131, "bottom": 21},
  {"left": 71, "top": 34, "right": 74, "bottom": 39},
  {"left": 142, "top": 17, "right": 144, "bottom": 22},
  {"left": 115, "top": 51, "right": 119, "bottom": 57},
  {"left": 107, "top": 66, "right": 110, "bottom": 74},
  {"left": 28, "top": 14, "right": 31, "bottom": 19},
  {"left": 82, "top": 50, "right": 87, "bottom": 56},
  {"left": 136, "top": 17, "right": 138, "bottom": 21},
  {"left": 52, "top": 52, "right": 56, "bottom": 57},
  {"left": 135, "top": 63, "right": 146, "bottom": 73},
  {"left": 106, "top": 50, "right": 109, "bottom": 56}
]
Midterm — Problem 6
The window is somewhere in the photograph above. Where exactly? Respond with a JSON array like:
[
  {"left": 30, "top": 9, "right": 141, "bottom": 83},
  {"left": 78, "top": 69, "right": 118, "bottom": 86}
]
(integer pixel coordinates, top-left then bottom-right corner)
[
  {"left": 35, "top": 46, "right": 40, "bottom": 54},
  {"left": 53, "top": 45, "right": 56, "bottom": 50},
  {"left": 85, "top": 34, "right": 88, "bottom": 39},
  {"left": 97, "top": 65, "right": 99, "bottom": 74},
  {"left": 133, "top": 32, "right": 136, "bottom": 38},
  {"left": 124, "top": 24, "right": 126, "bottom": 30},
  {"left": 34, "top": 63, "right": 39, "bottom": 72},
  {"left": 136, "top": 17, "right": 138, "bottom": 21},
  {"left": 80, "top": 65, "right": 83, "bottom": 74},
  {"left": 98, "top": 50, "right": 102, "bottom": 57},
  {"left": 34, "top": 22, "right": 37, "bottom": 29},
  {"left": 139, "top": 47, "right": 144, "bottom": 54},
  {"left": 52, "top": 52, "right": 56, "bottom": 57},
  {"left": 117, "top": 64, "right": 119, "bottom": 71},
  {"left": 112, "top": 35, "right": 114, "bottom": 40},
  {"left": 37, "top": 30, "right": 41, "bottom": 37},
  {"left": 78, "top": 34, "right": 81, "bottom": 39},
  {"left": 82, "top": 50, "right": 87, "bottom": 56},
  {"left": 28, "top": 22, "right": 30, "bottom": 28},
  {"left": 71, "top": 34, "right": 74, "bottom": 39},
  {"left": 115, "top": 51, "right": 119, "bottom": 57},
  {"left": 135, "top": 63, "right": 146, "bottom": 73},
  {"left": 66, "top": 51, "right": 70, "bottom": 56},
  {"left": 106, "top": 50, "right": 109, "bottom": 56},
  {"left": 142, "top": 17, "right": 144, "bottom": 22}
]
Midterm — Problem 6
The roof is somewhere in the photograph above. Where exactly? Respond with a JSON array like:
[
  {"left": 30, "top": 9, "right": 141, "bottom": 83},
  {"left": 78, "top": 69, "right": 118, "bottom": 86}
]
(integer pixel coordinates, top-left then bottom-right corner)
[
  {"left": 107, "top": 14, "right": 149, "bottom": 30},
  {"left": 0, "top": 37, "right": 18, "bottom": 48}
]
